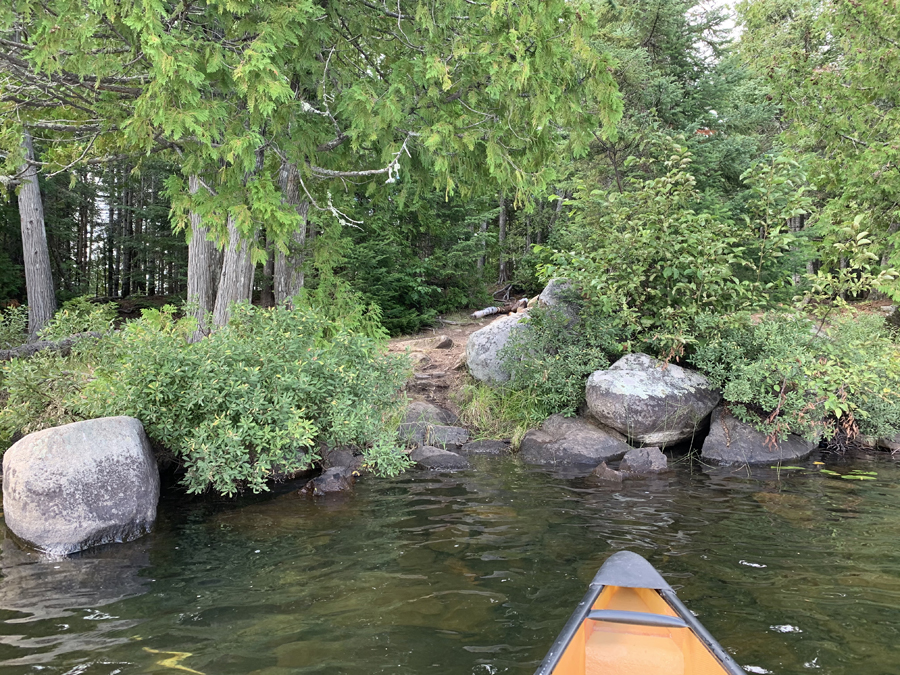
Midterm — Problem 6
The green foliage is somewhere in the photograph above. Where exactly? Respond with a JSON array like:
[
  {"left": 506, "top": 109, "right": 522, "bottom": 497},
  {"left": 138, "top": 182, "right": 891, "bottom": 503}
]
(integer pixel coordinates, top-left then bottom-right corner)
[
  {"left": 499, "top": 306, "right": 619, "bottom": 417},
  {"left": 0, "top": 304, "right": 27, "bottom": 348},
  {"left": 39, "top": 296, "right": 117, "bottom": 340},
  {"left": 340, "top": 192, "right": 489, "bottom": 335},
  {"left": 692, "top": 312, "right": 900, "bottom": 443},
  {"left": 539, "top": 138, "right": 807, "bottom": 353},
  {"left": 72, "top": 304, "right": 409, "bottom": 495},
  {"left": 0, "top": 348, "right": 93, "bottom": 443},
  {"left": 455, "top": 381, "right": 546, "bottom": 449}
]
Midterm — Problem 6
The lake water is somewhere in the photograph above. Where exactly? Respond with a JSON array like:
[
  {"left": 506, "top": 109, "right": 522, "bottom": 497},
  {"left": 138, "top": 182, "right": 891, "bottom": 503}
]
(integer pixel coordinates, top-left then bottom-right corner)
[{"left": 2, "top": 453, "right": 900, "bottom": 675}]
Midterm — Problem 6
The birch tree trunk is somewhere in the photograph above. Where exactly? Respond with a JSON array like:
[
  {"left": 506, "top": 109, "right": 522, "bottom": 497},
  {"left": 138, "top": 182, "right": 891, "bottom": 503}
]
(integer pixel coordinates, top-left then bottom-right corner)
[
  {"left": 497, "top": 194, "right": 508, "bottom": 284},
  {"left": 212, "top": 216, "right": 255, "bottom": 327},
  {"left": 18, "top": 130, "right": 56, "bottom": 340},
  {"left": 186, "top": 175, "right": 223, "bottom": 338},
  {"left": 274, "top": 161, "right": 309, "bottom": 307}
]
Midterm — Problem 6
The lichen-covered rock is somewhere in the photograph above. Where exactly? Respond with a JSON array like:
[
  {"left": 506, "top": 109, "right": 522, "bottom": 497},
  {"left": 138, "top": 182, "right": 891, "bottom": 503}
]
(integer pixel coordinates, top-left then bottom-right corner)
[
  {"left": 537, "top": 278, "right": 579, "bottom": 325},
  {"left": 519, "top": 414, "right": 630, "bottom": 466},
  {"left": 619, "top": 446, "right": 668, "bottom": 474},
  {"left": 586, "top": 353, "right": 721, "bottom": 446},
  {"left": 458, "top": 440, "right": 510, "bottom": 456},
  {"left": 2, "top": 417, "right": 159, "bottom": 556},
  {"left": 701, "top": 407, "right": 817, "bottom": 465},
  {"left": 409, "top": 445, "right": 470, "bottom": 470},
  {"left": 466, "top": 313, "right": 529, "bottom": 384}
]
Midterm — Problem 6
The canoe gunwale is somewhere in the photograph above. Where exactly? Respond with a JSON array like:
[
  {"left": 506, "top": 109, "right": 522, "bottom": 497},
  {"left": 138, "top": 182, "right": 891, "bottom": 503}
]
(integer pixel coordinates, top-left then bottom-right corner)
[{"left": 532, "top": 552, "right": 747, "bottom": 675}]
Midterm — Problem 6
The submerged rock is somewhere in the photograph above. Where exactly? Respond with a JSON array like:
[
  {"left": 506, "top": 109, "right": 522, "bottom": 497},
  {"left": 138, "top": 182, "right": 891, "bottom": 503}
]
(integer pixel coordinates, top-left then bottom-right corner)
[
  {"left": 619, "top": 446, "right": 668, "bottom": 475},
  {"left": 700, "top": 407, "right": 817, "bottom": 465},
  {"left": 466, "top": 313, "right": 529, "bottom": 384},
  {"left": 590, "top": 462, "right": 624, "bottom": 483},
  {"left": 410, "top": 445, "right": 470, "bottom": 470},
  {"left": 586, "top": 353, "right": 721, "bottom": 446},
  {"left": 458, "top": 440, "right": 510, "bottom": 456},
  {"left": 2, "top": 416, "right": 159, "bottom": 556},
  {"left": 300, "top": 466, "right": 357, "bottom": 495},
  {"left": 519, "top": 414, "right": 630, "bottom": 467}
]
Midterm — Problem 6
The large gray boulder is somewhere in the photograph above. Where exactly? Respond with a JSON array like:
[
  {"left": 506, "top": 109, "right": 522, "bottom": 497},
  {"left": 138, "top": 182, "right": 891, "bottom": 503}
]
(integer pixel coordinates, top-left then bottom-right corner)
[
  {"left": 2, "top": 417, "right": 159, "bottom": 556},
  {"left": 586, "top": 353, "right": 721, "bottom": 446},
  {"left": 519, "top": 414, "right": 630, "bottom": 466},
  {"left": 466, "top": 313, "right": 528, "bottom": 384},
  {"left": 701, "top": 407, "right": 817, "bottom": 465},
  {"left": 537, "top": 278, "right": 579, "bottom": 325}
]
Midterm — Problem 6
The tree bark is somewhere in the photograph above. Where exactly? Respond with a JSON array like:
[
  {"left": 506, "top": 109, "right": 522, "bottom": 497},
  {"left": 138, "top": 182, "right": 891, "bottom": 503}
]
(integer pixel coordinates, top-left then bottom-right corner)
[
  {"left": 476, "top": 219, "right": 488, "bottom": 276},
  {"left": 497, "top": 194, "right": 508, "bottom": 284},
  {"left": 17, "top": 130, "right": 57, "bottom": 340},
  {"left": 212, "top": 215, "right": 255, "bottom": 327},
  {"left": 274, "top": 161, "right": 309, "bottom": 307},
  {"left": 259, "top": 233, "right": 275, "bottom": 308},
  {"left": 186, "top": 175, "right": 223, "bottom": 336}
]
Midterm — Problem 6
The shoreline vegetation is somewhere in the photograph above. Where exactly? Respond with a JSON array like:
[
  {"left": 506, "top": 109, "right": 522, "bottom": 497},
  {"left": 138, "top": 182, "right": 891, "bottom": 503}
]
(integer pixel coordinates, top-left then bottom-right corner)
[{"left": 0, "top": 0, "right": 898, "bottom": 497}]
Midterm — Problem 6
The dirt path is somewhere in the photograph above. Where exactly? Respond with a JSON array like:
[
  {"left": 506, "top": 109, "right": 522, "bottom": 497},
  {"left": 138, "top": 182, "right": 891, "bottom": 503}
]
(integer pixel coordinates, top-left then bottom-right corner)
[{"left": 387, "top": 316, "right": 491, "bottom": 415}]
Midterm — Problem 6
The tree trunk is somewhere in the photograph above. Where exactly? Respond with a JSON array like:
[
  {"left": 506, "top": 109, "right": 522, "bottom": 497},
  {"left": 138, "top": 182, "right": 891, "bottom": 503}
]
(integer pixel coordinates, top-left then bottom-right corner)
[
  {"left": 274, "top": 161, "right": 309, "bottom": 307},
  {"left": 122, "top": 174, "right": 133, "bottom": 297},
  {"left": 497, "top": 194, "right": 508, "bottom": 284},
  {"left": 260, "top": 234, "right": 275, "bottom": 308},
  {"left": 186, "top": 175, "right": 223, "bottom": 335},
  {"left": 17, "top": 130, "right": 56, "bottom": 340},
  {"left": 476, "top": 219, "right": 488, "bottom": 276},
  {"left": 212, "top": 215, "right": 255, "bottom": 327}
]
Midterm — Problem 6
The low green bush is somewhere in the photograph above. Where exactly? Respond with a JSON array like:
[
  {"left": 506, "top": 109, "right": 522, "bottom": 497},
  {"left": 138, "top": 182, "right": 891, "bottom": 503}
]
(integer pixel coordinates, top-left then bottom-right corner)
[
  {"left": 39, "top": 296, "right": 118, "bottom": 340},
  {"left": 0, "top": 303, "right": 411, "bottom": 495},
  {"left": 691, "top": 311, "right": 900, "bottom": 444},
  {"left": 73, "top": 303, "right": 410, "bottom": 495},
  {"left": 0, "top": 304, "right": 28, "bottom": 348}
]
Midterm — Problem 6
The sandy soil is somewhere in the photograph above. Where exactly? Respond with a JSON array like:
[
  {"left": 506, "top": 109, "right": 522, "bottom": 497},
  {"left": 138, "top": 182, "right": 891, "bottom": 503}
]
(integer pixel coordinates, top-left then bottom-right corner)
[{"left": 387, "top": 310, "right": 523, "bottom": 415}]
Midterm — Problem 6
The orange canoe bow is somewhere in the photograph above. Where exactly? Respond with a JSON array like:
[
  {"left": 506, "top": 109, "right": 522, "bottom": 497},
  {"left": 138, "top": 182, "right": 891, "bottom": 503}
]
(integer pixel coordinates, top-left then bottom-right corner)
[{"left": 535, "top": 551, "right": 746, "bottom": 675}]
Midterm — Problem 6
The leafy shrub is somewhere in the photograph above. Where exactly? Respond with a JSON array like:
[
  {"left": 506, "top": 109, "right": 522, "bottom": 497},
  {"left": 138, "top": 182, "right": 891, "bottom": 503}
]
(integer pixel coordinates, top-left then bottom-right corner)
[
  {"left": 73, "top": 303, "right": 410, "bottom": 495},
  {"left": 0, "top": 304, "right": 28, "bottom": 348},
  {"left": 0, "top": 302, "right": 410, "bottom": 496},
  {"left": 538, "top": 140, "right": 807, "bottom": 353},
  {"left": 499, "top": 306, "right": 621, "bottom": 417},
  {"left": 40, "top": 296, "right": 117, "bottom": 340},
  {"left": 0, "top": 347, "right": 96, "bottom": 442},
  {"left": 691, "top": 311, "right": 900, "bottom": 443}
]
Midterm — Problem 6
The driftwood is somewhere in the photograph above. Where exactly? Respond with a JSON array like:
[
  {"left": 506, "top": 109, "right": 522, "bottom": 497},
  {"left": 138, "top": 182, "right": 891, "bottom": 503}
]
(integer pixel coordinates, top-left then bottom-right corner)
[
  {"left": 470, "top": 298, "right": 528, "bottom": 319},
  {"left": 471, "top": 306, "right": 502, "bottom": 319},
  {"left": 0, "top": 332, "right": 103, "bottom": 362}
]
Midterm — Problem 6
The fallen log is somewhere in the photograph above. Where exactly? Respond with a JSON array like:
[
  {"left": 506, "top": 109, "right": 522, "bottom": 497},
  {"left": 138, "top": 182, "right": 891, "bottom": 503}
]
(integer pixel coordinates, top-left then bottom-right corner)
[{"left": 0, "top": 332, "right": 104, "bottom": 362}]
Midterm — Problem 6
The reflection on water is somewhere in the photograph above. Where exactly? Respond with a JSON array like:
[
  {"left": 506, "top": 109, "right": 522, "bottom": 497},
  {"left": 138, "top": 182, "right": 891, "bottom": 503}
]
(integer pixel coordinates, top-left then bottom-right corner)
[{"left": 1, "top": 454, "right": 900, "bottom": 674}]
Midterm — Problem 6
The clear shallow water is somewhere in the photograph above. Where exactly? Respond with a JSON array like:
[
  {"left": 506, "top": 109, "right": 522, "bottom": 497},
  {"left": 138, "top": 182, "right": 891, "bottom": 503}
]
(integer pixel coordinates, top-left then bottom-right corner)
[{"left": 2, "top": 454, "right": 900, "bottom": 675}]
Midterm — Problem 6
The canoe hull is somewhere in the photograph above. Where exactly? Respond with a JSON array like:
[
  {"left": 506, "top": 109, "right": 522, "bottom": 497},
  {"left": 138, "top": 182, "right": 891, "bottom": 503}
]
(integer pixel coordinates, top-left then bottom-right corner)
[{"left": 535, "top": 552, "right": 745, "bottom": 675}]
